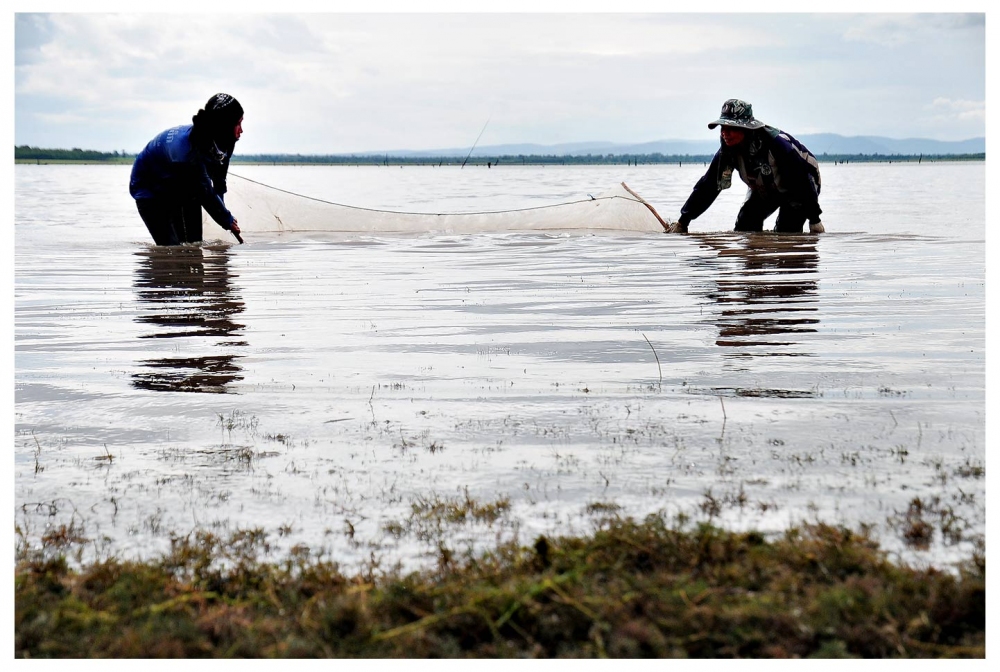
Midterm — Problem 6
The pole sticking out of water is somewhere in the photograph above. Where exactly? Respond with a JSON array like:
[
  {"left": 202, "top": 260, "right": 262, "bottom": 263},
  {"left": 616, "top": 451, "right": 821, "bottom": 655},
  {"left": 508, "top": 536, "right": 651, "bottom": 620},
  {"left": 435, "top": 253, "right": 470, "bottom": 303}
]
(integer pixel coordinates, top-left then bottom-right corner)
[
  {"left": 641, "top": 333, "right": 662, "bottom": 389},
  {"left": 461, "top": 116, "right": 491, "bottom": 169}
]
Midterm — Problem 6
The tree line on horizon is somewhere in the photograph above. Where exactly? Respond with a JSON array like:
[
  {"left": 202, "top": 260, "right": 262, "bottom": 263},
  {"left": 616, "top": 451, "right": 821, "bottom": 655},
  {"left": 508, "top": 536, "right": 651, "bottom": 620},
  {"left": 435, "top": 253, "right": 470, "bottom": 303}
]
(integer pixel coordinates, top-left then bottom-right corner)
[{"left": 14, "top": 145, "right": 986, "bottom": 165}]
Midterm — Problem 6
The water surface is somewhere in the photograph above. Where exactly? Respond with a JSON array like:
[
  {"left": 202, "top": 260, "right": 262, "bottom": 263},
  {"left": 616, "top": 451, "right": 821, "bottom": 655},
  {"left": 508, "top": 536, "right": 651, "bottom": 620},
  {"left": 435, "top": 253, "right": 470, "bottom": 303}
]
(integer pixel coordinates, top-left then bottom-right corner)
[{"left": 14, "top": 162, "right": 986, "bottom": 571}]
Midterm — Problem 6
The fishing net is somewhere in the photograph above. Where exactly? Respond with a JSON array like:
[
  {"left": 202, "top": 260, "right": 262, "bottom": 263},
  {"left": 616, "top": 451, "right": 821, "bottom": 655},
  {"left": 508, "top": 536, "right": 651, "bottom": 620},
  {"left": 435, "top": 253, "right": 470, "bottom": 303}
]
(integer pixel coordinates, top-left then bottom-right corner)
[{"left": 210, "top": 173, "right": 670, "bottom": 235}]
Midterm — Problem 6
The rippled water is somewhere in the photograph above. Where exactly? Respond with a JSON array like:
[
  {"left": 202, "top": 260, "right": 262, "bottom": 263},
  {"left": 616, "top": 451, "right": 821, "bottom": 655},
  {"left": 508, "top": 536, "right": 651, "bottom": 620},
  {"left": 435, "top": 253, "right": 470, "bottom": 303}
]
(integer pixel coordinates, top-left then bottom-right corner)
[{"left": 14, "top": 162, "right": 985, "bottom": 571}]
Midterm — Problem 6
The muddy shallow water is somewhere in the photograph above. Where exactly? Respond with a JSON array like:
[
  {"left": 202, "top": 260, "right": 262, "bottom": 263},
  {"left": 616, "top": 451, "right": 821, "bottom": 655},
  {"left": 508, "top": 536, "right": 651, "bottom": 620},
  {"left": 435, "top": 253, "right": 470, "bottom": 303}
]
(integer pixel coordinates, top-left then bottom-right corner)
[{"left": 13, "top": 162, "right": 985, "bottom": 572}]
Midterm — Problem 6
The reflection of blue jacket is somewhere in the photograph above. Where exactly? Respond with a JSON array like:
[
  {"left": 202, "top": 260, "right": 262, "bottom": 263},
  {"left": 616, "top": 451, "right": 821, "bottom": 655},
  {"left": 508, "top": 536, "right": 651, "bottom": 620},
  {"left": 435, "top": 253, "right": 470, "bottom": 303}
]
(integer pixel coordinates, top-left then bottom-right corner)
[
  {"left": 680, "top": 126, "right": 822, "bottom": 225},
  {"left": 129, "top": 125, "right": 234, "bottom": 229}
]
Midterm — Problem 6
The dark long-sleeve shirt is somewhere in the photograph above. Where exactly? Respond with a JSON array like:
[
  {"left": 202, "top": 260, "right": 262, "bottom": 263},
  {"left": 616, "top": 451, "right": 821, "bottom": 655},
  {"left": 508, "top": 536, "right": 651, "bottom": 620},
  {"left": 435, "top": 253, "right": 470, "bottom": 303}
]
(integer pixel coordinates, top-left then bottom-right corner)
[
  {"left": 129, "top": 125, "right": 234, "bottom": 229},
  {"left": 679, "top": 126, "right": 822, "bottom": 225}
]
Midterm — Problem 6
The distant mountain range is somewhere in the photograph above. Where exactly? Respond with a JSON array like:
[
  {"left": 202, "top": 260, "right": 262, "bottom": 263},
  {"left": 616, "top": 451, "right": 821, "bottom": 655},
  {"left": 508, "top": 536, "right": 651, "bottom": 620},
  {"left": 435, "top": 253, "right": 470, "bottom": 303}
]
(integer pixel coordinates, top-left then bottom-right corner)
[{"left": 373, "top": 134, "right": 985, "bottom": 158}]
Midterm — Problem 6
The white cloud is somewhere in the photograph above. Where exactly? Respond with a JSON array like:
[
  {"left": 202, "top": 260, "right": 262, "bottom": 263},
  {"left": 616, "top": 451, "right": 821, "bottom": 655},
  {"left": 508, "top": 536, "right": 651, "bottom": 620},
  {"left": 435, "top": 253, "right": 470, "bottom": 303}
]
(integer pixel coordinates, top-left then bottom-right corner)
[
  {"left": 929, "top": 97, "right": 986, "bottom": 123},
  {"left": 13, "top": 12, "right": 988, "bottom": 152},
  {"left": 842, "top": 12, "right": 983, "bottom": 47}
]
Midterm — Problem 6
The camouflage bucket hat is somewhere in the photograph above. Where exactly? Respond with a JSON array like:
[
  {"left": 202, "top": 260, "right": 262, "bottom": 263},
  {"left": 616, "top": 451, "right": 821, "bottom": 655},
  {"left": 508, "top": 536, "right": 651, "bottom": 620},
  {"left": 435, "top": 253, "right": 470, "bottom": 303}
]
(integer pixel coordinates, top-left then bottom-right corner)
[{"left": 707, "top": 99, "right": 765, "bottom": 130}]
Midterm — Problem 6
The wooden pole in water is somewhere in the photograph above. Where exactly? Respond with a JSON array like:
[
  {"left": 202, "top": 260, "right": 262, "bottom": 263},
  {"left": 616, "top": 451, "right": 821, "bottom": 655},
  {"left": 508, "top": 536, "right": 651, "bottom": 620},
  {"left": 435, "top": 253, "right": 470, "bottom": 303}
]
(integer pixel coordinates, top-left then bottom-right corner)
[{"left": 461, "top": 117, "right": 491, "bottom": 169}]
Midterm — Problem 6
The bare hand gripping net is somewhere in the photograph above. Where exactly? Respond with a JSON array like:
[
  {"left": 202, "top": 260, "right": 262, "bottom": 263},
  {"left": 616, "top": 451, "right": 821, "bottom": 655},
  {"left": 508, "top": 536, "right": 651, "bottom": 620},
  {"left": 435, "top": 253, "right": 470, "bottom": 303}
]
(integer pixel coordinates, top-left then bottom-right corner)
[{"left": 213, "top": 174, "right": 670, "bottom": 235}]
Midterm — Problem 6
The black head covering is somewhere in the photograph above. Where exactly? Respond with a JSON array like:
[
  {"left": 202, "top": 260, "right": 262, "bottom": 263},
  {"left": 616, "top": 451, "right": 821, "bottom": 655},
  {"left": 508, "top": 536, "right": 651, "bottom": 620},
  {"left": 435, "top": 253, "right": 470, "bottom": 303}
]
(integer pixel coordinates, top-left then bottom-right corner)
[{"left": 192, "top": 93, "right": 244, "bottom": 159}]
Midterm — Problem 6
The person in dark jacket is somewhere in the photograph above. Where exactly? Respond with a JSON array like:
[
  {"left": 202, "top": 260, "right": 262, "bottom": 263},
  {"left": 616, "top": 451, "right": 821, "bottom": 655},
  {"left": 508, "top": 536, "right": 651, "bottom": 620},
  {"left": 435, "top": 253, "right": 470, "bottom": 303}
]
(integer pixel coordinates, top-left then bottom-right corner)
[
  {"left": 671, "top": 99, "right": 824, "bottom": 234},
  {"left": 130, "top": 93, "right": 244, "bottom": 245}
]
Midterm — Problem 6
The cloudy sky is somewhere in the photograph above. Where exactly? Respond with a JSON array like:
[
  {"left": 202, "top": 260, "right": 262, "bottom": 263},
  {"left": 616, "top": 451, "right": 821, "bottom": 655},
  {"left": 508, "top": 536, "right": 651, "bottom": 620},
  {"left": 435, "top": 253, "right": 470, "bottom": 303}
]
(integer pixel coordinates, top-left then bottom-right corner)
[{"left": 12, "top": 4, "right": 989, "bottom": 155}]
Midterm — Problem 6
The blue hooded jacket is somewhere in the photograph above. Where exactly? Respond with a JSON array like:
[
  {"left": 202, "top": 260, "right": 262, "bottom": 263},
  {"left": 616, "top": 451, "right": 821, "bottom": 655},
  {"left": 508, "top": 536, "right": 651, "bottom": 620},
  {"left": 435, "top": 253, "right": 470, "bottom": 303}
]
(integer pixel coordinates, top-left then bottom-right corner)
[{"left": 129, "top": 124, "right": 234, "bottom": 230}]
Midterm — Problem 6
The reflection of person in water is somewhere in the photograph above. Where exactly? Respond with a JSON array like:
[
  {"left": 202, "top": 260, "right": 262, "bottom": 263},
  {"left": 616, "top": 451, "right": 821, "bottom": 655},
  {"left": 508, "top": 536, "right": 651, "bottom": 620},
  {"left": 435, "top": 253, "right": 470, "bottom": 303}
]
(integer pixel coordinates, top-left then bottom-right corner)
[
  {"left": 131, "top": 245, "right": 245, "bottom": 393},
  {"left": 693, "top": 233, "right": 819, "bottom": 354}
]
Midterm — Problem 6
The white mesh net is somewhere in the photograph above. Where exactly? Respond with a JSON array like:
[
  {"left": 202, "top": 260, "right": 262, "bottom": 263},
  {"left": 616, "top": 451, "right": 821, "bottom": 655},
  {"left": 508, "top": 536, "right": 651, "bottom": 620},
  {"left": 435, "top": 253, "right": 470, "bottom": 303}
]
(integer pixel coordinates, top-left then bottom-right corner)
[{"left": 211, "top": 173, "right": 670, "bottom": 236}]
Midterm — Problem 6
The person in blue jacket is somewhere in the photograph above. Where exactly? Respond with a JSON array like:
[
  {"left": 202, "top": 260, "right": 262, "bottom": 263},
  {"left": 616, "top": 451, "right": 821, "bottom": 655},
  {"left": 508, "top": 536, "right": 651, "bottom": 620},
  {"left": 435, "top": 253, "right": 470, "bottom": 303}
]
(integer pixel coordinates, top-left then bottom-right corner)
[
  {"left": 670, "top": 99, "right": 825, "bottom": 234},
  {"left": 130, "top": 93, "right": 244, "bottom": 245}
]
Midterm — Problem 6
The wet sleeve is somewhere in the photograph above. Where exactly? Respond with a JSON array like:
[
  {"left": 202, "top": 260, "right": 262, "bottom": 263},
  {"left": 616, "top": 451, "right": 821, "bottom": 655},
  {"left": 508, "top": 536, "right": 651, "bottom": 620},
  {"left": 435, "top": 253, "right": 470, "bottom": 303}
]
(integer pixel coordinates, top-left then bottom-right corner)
[
  {"left": 679, "top": 150, "right": 726, "bottom": 225},
  {"left": 194, "top": 162, "right": 234, "bottom": 229}
]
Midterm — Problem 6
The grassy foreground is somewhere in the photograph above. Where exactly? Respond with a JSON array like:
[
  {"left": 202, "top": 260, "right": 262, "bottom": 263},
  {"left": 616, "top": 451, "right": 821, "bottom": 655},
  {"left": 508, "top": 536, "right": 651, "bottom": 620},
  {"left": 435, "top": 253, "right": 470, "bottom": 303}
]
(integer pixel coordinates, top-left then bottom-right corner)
[{"left": 15, "top": 515, "right": 984, "bottom": 658}]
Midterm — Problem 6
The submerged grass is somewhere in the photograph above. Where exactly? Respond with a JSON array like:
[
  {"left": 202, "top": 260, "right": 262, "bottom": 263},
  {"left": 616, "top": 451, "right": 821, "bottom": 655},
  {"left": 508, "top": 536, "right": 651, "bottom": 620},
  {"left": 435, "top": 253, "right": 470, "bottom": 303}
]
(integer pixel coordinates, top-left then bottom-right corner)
[{"left": 15, "top": 514, "right": 984, "bottom": 658}]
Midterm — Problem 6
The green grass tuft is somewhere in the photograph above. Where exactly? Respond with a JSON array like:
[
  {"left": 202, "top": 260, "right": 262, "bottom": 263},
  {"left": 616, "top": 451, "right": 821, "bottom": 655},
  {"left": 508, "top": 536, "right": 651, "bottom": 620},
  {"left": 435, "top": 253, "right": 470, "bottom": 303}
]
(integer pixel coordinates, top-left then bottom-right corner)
[{"left": 15, "top": 515, "right": 984, "bottom": 658}]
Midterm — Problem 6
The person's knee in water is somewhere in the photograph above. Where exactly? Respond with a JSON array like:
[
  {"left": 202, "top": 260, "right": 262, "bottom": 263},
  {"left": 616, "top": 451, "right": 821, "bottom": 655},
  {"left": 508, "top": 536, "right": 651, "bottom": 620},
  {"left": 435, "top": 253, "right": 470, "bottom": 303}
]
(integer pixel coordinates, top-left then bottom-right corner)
[
  {"left": 129, "top": 93, "right": 245, "bottom": 245},
  {"left": 669, "top": 99, "right": 825, "bottom": 235}
]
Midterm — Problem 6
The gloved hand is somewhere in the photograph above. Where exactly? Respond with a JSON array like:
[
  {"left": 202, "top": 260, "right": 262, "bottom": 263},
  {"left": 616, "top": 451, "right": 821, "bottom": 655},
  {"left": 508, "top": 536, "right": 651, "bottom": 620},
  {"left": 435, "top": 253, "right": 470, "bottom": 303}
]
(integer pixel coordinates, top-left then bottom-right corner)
[{"left": 809, "top": 220, "right": 825, "bottom": 234}]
